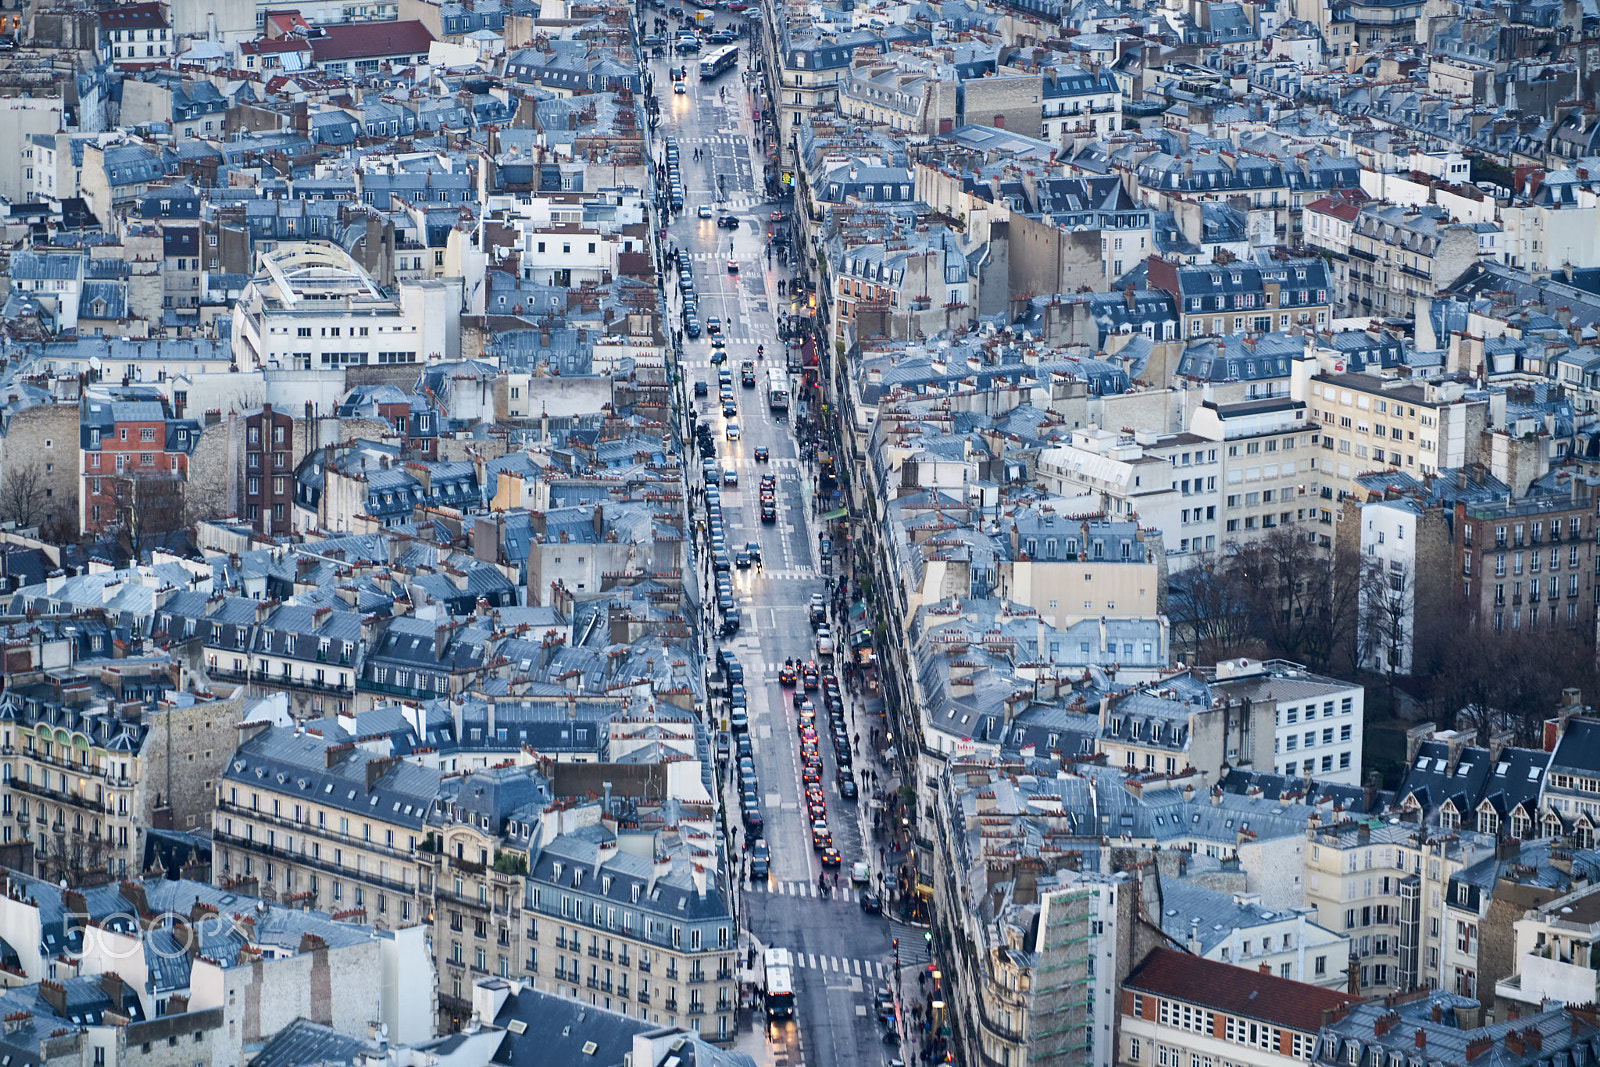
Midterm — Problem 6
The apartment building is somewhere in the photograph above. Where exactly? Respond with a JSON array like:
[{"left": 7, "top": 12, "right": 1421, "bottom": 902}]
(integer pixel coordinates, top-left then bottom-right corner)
[
  {"left": 0, "top": 665, "right": 240, "bottom": 885},
  {"left": 99, "top": 3, "right": 171, "bottom": 68},
  {"left": 1302, "top": 819, "right": 1491, "bottom": 995},
  {"left": 1158, "top": 879, "right": 1352, "bottom": 989},
  {"left": 1314, "top": 993, "right": 1600, "bottom": 1067},
  {"left": 1040, "top": 64, "right": 1121, "bottom": 145},
  {"left": 1146, "top": 255, "right": 1333, "bottom": 339},
  {"left": 1541, "top": 714, "right": 1600, "bottom": 843},
  {"left": 1449, "top": 489, "right": 1600, "bottom": 636},
  {"left": 934, "top": 762, "right": 1137, "bottom": 1067},
  {"left": 1210, "top": 657, "right": 1366, "bottom": 786},
  {"left": 998, "top": 513, "right": 1162, "bottom": 629},
  {"left": 1189, "top": 394, "right": 1325, "bottom": 548},
  {"left": 523, "top": 811, "right": 738, "bottom": 1044},
  {"left": 1303, "top": 191, "right": 1367, "bottom": 308},
  {"left": 79, "top": 392, "right": 201, "bottom": 536},
  {"left": 1119, "top": 949, "right": 1358, "bottom": 1067},
  {"left": 1345, "top": 205, "right": 1487, "bottom": 320},
  {"left": 1302, "top": 367, "right": 1486, "bottom": 487},
  {"left": 1495, "top": 882, "right": 1600, "bottom": 1012},
  {"left": 244, "top": 404, "right": 296, "bottom": 538},
  {"left": 214, "top": 724, "right": 439, "bottom": 927}
]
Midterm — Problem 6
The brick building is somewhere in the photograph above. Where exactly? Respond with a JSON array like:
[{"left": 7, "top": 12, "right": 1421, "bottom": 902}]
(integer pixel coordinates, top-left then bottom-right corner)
[
  {"left": 0, "top": 397, "right": 82, "bottom": 540},
  {"left": 79, "top": 392, "right": 199, "bottom": 536},
  {"left": 1119, "top": 949, "right": 1359, "bottom": 1067},
  {"left": 1450, "top": 482, "right": 1600, "bottom": 636},
  {"left": 244, "top": 404, "right": 295, "bottom": 538}
]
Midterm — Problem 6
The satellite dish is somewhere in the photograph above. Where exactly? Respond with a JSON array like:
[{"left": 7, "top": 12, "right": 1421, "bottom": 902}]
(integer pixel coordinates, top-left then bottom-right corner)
[{"left": 89, "top": 356, "right": 102, "bottom": 372}]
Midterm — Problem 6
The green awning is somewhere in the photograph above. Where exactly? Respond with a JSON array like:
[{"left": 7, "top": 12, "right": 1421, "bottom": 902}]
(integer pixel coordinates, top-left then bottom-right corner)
[{"left": 822, "top": 507, "right": 847, "bottom": 520}]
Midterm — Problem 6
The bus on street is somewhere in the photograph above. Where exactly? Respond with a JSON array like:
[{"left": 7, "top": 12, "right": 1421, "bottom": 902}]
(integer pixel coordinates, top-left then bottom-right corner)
[
  {"left": 699, "top": 44, "right": 738, "bottom": 77},
  {"left": 763, "top": 947, "right": 796, "bottom": 1021},
  {"left": 765, "top": 368, "right": 789, "bottom": 412}
]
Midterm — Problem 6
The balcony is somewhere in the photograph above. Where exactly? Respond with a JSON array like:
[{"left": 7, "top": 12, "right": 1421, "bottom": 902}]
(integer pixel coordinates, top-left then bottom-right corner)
[
  {"left": 601, "top": 950, "right": 614, "bottom": 962},
  {"left": 524, "top": 957, "right": 537, "bottom": 973},
  {"left": 716, "top": 967, "right": 732, "bottom": 981},
  {"left": 215, "top": 802, "right": 417, "bottom": 863},
  {"left": 212, "top": 827, "right": 418, "bottom": 896},
  {"left": 664, "top": 1000, "right": 679, "bottom": 1013},
  {"left": 665, "top": 968, "right": 680, "bottom": 982},
  {"left": 618, "top": 953, "right": 631, "bottom": 968},
  {"left": 588, "top": 945, "right": 600, "bottom": 958},
  {"left": 688, "top": 971, "right": 706, "bottom": 984},
  {"left": 587, "top": 977, "right": 599, "bottom": 990},
  {"left": 716, "top": 999, "right": 732, "bottom": 1014},
  {"left": 555, "top": 935, "right": 570, "bottom": 950},
  {"left": 599, "top": 981, "right": 613, "bottom": 994},
  {"left": 555, "top": 967, "right": 570, "bottom": 982},
  {"left": 687, "top": 1003, "right": 705, "bottom": 1016},
  {"left": 638, "top": 990, "right": 650, "bottom": 1004},
  {"left": 639, "top": 958, "right": 651, "bottom": 973}
]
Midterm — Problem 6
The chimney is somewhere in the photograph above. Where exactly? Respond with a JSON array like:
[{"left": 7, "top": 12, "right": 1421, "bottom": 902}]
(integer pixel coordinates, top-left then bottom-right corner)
[{"left": 37, "top": 981, "right": 66, "bottom": 1017}]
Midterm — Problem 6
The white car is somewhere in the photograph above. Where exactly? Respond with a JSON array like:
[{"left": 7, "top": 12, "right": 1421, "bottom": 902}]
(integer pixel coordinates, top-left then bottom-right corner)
[{"left": 698, "top": 204, "right": 713, "bottom": 218}]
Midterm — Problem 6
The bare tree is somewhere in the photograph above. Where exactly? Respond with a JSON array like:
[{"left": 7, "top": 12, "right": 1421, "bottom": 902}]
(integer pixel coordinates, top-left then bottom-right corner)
[
  {"left": 0, "top": 460, "right": 47, "bottom": 529},
  {"left": 1168, "top": 548, "right": 1258, "bottom": 666},
  {"left": 1360, "top": 558, "right": 1414, "bottom": 710},
  {"left": 112, "top": 474, "right": 188, "bottom": 564}
]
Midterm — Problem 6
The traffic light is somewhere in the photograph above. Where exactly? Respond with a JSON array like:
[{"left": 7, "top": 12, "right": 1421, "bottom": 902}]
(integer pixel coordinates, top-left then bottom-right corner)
[
  {"left": 924, "top": 931, "right": 933, "bottom": 943},
  {"left": 892, "top": 938, "right": 898, "bottom": 950}
]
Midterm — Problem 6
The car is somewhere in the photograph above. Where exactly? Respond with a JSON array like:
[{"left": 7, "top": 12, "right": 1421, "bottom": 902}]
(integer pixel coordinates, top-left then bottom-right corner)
[
  {"left": 709, "top": 350, "right": 727, "bottom": 365},
  {"left": 800, "top": 742, "right": 819, "bottom": 763},
  {"left": 643, "top": 33, "right": 665, "bottom": 45},
  {"left": 712, "top": 335, "right": 727, "bottom": 349},
  {"left": 728, "top": 1, "right": 746, "bottom": 9},
  {"left": 698, "top": 204, "right": 713, "bottom": 218},
  {"left": 742, "top": 805, "right": 763, "bottom": 832},
  {"left": 806, "top": 797, "right": 827, "bottom": 821},
  {"left": 820, "top": 847, "right": 842, "bottom": 868},
  {"left": 694, "top": 379, "right": 708, "bottom": 396},
  {"left": 754, "top": 447, "right": 769, "bottom": 462},
  {"left": 820, "top": 536, "right": 832, "bottom": 557},
  {"left": 735, "top": 550, "right": 751, "bottom": 568},
  {"left": 717, "top": 215, "right": 740, "bottom": 229},
  {"left": 810, "top": 821, "right": 830, "bottom": 849},
  {"left": 771, "top": 210, "right": 786, "bottom": 221},
  {"left": 730, "top": 708, "right": 748, "bottom": 732},
  {"left": 801, "top": 763, "right": 821, "bottom": 786},
  {"left": 675, "top": 82, "right": 687, "bottom": 93},
  {"left": 723, "top": 466, "right": 738, "bottom": 486},
  {"left": 859, "top": 891, "right": 882, "bottom": 914},
  {"left": 718, "top": 589, "right": 734, "bottom": 610},
  {"left": 760, "top": 474, "right": 776, "bottom": 490},
  {"left": 744, "top": 541, "right": 762, "bottom": 563},
  {"left": 685, "top": 317, "right": 702, "bottom": 337},
  {"left": 851, "top": 861, "right": 870, "bottom": 885},
  {"left": 839, "top": 776, "right": 859, "bottom": 801},
  {"left": 713, "top": 550, "right": 730, "bottom": 572},
  {"left": 761, "top": 503, "right": 776, "bottom": 523},
  {"left": 667, "top": 6, "right": 682, "bottom": 13},
  {"left": 706, "top": 317, "right": 722, "bottom": 335},
  {"left": 728, "top": 258, "right": 740, "bottom": 273},
  {"left": 802, "top": 665, "right": 819, "bottom": 690},
  {"left": 722, "top": 401, "right": 737, "bottom": 418},
  {"left": 726, "top": 421, "right": 740, "bottom": 440},
  {"left": 779, "top": 664, "right": 797, "bottom": 686},
  {"left": 750, "top": 839, "right": 771, "bottom": 878},
  {"left": 741, "top": 370, "right": 755, "bottom": 387}
]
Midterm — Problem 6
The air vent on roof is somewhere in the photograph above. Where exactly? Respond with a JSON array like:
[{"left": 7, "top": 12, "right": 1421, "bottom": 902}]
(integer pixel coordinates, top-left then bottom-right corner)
[
  {"left": 581, "top": 1042, "right": 598, "bottom": 1056},
  {"left": 506, "top": 1020, "right": 527, "bottom": 1035}
]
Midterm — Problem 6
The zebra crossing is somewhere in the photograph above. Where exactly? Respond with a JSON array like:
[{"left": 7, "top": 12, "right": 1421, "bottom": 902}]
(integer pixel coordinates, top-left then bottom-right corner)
[
  {"left": 789, "top": 953, "right": 890, "bottom": 980},
  {"left": 752, "top": 878, "right": 866, "bottom": 902}
]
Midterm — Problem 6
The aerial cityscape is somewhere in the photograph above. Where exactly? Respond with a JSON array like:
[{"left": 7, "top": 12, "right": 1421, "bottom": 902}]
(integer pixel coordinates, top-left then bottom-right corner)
[{"left": 0, "top": 0, "right": 1596, "bottom": 1065}]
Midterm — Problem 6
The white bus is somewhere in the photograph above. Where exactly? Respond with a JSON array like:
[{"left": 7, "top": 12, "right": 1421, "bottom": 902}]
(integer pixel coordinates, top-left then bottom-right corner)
[
  {"left": 765, "top": 367, "right": 790, "bottom": 412},
  {"left": 699, "top": 44, "right": 738, "bottom": 78},
  {"left": 763, "top": 947, "right": 796, "bottom": 1020}
]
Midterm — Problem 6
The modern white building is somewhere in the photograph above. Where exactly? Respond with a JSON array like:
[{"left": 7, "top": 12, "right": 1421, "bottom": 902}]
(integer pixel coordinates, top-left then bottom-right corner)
[
  {"left": 1357, "top": 497, "right": 1423, "bottom": 675},
  {"left": 231, "top": 243, "right": 461, "bottom": 373},
  {"left": 1211, "top": 657, "right": 1367, "bottom": 786}
]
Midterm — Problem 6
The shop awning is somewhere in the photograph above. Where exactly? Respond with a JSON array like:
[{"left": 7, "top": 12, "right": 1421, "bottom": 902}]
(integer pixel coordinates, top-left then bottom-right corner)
[{"left": 822, "top": 507, "right": 847, "bottom": 521}]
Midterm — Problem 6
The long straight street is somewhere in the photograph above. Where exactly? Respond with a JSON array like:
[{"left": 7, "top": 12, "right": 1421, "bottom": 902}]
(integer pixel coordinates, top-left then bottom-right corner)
[{"left": 649, "top": 30, "right": 924, "bottom": 1067}]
